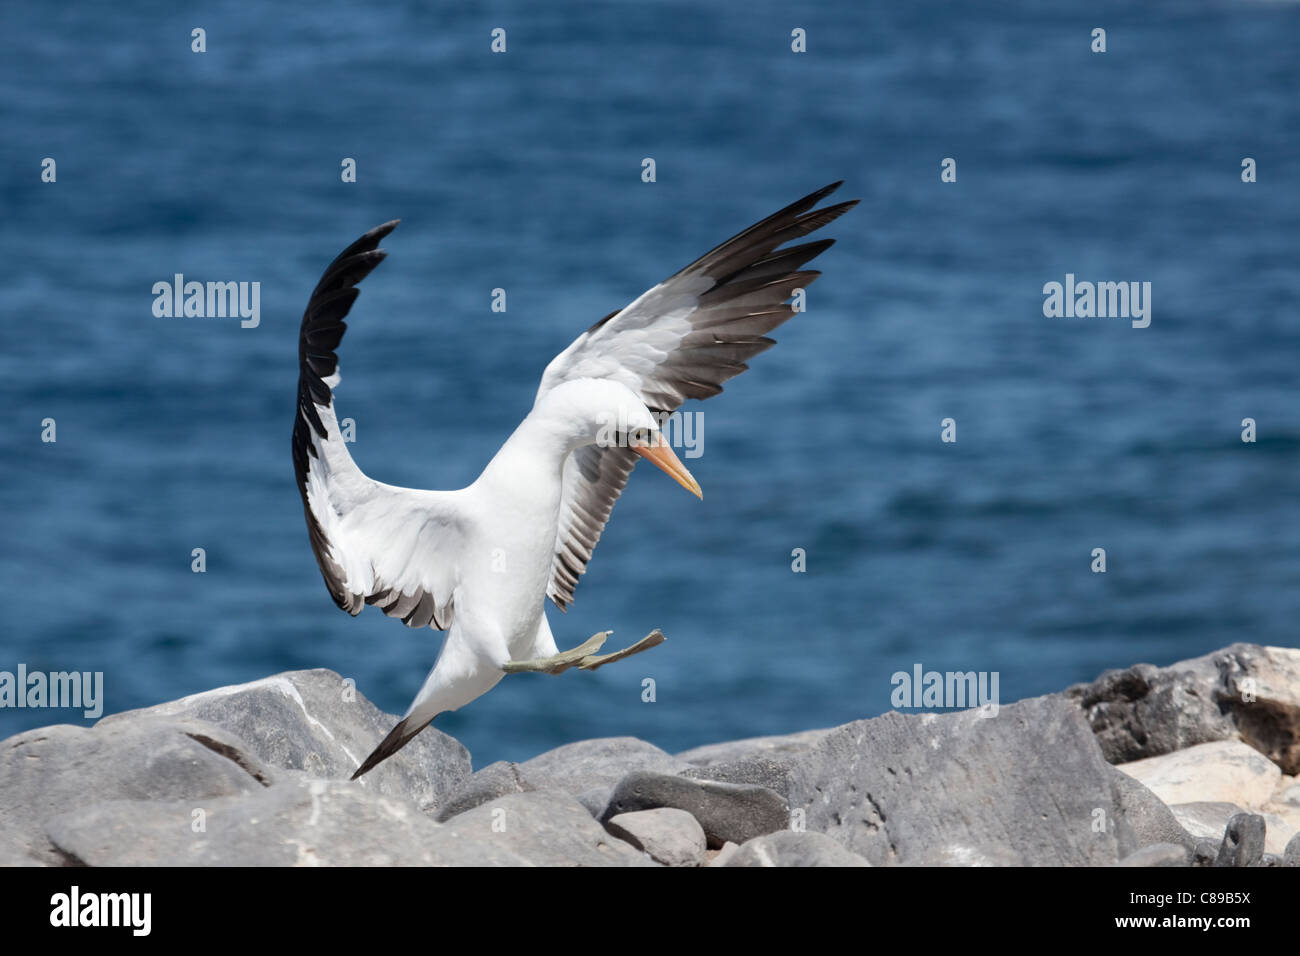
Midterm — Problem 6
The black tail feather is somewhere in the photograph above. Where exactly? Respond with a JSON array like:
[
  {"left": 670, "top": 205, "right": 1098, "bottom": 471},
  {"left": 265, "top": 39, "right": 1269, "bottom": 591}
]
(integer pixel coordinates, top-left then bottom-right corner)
[{"left": 351, "top": 715, "right": 425, "bottom": 779}]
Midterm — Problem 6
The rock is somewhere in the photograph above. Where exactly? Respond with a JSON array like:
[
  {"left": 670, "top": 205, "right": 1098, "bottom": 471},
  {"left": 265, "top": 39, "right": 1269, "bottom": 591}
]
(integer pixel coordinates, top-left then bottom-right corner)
[
  {"left": 514, "top": 737, "right": 685, "bottom": 816},
  {"left": 1116, "top": 740, "right": 1281, "bottom": 807},
  {"left": 98, "top": 670, "right": 470, "bottom": 812},
  {"left": 0, "top": 718, "right": 273, "bottom": 865},
  {"left": 1216, "top": 646, "right": 1300, "bottom": 774},
  {"left": 1214, "top": 813, "right": 1265, "bottom": 868},
  {"left": 45, "top": 775, "right": 531, "bottom": 866},
  {"left": 707, "top": 841, "right": 740, "bottom": 867},
  {"left": 1170, "top": 802, "right": 1295, "bottom": 857},
  {"left": 1111, "top": 768, "right": 1196, "bottom": 850},
  {"left": 1284, "top": 832, "right": 1300, "bottom": 867},
  {"left": 601, "top": 771, "right": 789, "bottom": 848},
  {"left": 680, "top": 759, "right": 797, "bottom": 799},
  {"left": 1115, "top": 843, "right": 1191, "bottom": 867},
  {"left": 723, "top": 830, "right": 872, "bottom": 867},
  {"left": 1191, "top": 839, "right": 1219, "bottom": 866},
  {"left": 1170, "top": 802, "right": 1249, "bottom": 841},
  {"left": 604, "top": 808, "right": 707, "bottom": 867},
  {"left": 1065, "top": 651, "right": 1233, "bottom": 764},
  {"left": 785, "top": 694, "right": 1128, "bottom": 866},
  {"left": 675, "top": 730, "right": 834, "bottom": 801},
  {"left": 438, "top": 791, "right": 655, "bottom": 866},
  {"left": 1066, "top": 643, "right": 1300, "bottom": 771},
  {"left": 1256, "top": 853, "right": 1284, "bottom": 867},
  {"left": 676, "top": 728, "right": 832, "bottom": 767},
  {"left": 433, "top": 761, "right": 529, "bottom": 822}
]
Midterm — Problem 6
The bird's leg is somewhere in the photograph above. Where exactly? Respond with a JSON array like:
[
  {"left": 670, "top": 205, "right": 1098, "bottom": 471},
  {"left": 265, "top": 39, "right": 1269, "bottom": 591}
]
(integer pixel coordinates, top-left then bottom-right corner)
[
  {"left": 502, "top": 631, "right": 611, "bottom": 675},
  {"left": 577, "top": 629, "right": 665, "bottom": 671},
  {"left": 501, "top": 629, "right": 667, "bottom": 675}
]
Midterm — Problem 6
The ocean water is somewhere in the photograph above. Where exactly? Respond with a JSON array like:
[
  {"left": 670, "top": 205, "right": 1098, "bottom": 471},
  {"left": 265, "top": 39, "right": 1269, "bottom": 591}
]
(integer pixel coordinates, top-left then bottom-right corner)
[{"left": 1, "top": 0, "right": 1298, "bottom": 766}]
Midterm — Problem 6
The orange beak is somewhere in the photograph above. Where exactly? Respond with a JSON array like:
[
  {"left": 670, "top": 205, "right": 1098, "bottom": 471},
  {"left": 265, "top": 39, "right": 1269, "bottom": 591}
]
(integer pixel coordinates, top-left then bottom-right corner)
[{"left": 631, "top": 434, "right": 703, "bottom": 499}]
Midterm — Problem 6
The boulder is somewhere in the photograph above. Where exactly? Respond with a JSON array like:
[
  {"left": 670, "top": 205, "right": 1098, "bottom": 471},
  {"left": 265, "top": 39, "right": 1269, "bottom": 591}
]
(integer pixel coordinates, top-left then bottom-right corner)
[
  {"left": 676, "top": 728, "right": 832, "bottom": 767},
  {"left": 601, "top": 771, "right": 789, "bottom": 848},
  {"left": 1216, "top": 646, "right": 1300, "bottom": 774},
  {"left": 723, "top": 830, "right": 872, "bottom": 867},
  {"left": 98, "top": 670, "right": 470, "bottom": 812},
  {"left": 1066, "top": 644, "right": 1300, "bottom": 772},
  {"left": 513, "top": 737, "right": 685, "bottom": 816},
  {"left": 1213, "top": 813, "right": 1266, "bottom": 868},
  {"left": 604, "top": 808, "right": 707, "bottom": 867},
  {"left": 1114, "top": 843, "right": 1191, "bottom": 867},
  {"left": 1110, "top": 768, "right": 1195, "bottom": 850},
  {"left": 1169, "top": 801, "right": 1295, "bottom": 856},
  {"left": 1116, "top": 740, "right": 1281, "bottom": 807},
  {"left": 433, "top": 761, "right": 529, "bottom": 822},
  {"left": 1285, "top": 832, "right": 1300, "bottom": 867},
  {"left": 44, "top": 774, "right": 531, "bottom": 866},
  {"left": 784, "top": 694, "right": 1130, "bottom": 866},
  {"left": 0, "top": 718, "right": 273, "bottom": 865},
  {"left": 437, "top": 791, "right": 655, "bottom": 866}
]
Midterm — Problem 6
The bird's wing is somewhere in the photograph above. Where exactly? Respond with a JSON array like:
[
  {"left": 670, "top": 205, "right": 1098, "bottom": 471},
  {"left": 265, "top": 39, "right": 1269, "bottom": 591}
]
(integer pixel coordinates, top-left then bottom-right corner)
[
  {"left": 292, "top": 220, "right": 463, "bottom": 630},
  {"left": 537, "top": 182, "right": 858, "bottom": 609}
]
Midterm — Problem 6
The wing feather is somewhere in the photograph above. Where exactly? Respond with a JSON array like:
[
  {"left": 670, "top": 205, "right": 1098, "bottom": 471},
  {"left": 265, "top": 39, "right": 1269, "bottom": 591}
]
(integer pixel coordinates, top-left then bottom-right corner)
[
  {"left": 291, "top": 220, "right": 463, "bottom": 630},
  {"left": 538, "top": 182, "right": 857, "bottom": 608}
]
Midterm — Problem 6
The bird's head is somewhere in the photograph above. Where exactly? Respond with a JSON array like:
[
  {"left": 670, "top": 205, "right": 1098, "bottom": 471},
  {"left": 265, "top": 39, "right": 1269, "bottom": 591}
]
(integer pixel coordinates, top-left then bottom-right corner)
[{"left": 543, "top": 378, "right": 702, "bottom": 499}]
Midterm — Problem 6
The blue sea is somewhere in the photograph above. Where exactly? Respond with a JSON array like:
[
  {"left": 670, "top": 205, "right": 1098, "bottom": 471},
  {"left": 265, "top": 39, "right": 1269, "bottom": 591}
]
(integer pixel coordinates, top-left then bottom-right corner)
[{"left": 2, "top": 0, "right": 1298, "bottom": 766}]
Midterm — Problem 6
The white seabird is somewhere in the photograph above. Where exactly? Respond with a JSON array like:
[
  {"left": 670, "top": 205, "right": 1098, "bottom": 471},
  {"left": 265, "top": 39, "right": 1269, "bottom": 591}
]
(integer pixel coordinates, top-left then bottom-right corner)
[{"left": 291, "top": 182, "right": 857, "bottom": 777}]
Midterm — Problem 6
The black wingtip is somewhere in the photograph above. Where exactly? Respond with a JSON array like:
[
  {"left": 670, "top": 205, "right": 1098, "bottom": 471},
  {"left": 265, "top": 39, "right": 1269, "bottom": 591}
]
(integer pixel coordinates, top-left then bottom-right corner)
[{"left": 350, "top": 715, "right": 422, "bottom": 779}]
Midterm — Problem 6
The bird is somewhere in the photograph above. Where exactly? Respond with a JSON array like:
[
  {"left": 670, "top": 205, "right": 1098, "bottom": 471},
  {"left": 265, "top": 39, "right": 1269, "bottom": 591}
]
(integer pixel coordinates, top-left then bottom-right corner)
[{"left": 291, "top": 182, "right": 858, "bottom": 778}]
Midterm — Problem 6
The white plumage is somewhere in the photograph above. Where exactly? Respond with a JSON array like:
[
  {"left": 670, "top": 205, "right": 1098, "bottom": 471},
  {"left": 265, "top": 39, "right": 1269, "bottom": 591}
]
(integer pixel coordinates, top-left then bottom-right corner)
[{"left": 290, "top": 183, "right": 857, "bottom": 776}]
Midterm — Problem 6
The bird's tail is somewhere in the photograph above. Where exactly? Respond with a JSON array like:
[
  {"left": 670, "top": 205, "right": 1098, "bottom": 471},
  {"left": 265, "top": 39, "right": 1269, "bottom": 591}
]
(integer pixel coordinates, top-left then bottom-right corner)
[{"left": 351, "top": 714, "right": 426, "bottom": 779}]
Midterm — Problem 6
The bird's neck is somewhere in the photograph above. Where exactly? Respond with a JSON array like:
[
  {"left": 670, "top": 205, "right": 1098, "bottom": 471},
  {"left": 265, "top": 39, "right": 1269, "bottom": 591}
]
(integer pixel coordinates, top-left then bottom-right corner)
[{"left": 478, "top": 405, "right": 588, "bottom": 492}]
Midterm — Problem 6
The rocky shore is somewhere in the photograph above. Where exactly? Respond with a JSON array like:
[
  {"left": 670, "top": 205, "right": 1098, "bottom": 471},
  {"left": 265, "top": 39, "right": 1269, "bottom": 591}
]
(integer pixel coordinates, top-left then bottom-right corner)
[{"left": 2, "top": 643, "right": 1297, "bottom": 867}]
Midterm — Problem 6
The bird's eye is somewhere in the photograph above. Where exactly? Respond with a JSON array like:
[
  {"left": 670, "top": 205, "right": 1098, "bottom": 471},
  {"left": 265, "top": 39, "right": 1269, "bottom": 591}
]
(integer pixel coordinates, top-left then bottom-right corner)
[{"left": 628, "top": 427, "right": 653, "bottom": 448}]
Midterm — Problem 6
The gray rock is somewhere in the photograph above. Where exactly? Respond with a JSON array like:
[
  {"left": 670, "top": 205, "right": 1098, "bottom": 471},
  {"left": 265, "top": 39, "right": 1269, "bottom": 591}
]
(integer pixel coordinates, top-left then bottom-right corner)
[
  {"left": 1170, "top": 801, "right": 1295, "bottom": 856},
  {"left": 1066, "top": 643, "right": 1300, "bottom": 771},
  {"left": 1114, "top": 843, "right": 1191, "bottom": 867},
  {"left": 99, "top": 670, "right": 470, "bottom": 813},
  {"left": 1170, "top": 802, "right": 1251, "bottom": 843},
  {"left": 676, "top": 728, "right": 832, "bottom": 767},
  {"left": 680, "top": 758, "right": 797, "bottom": 800},
  {"left": 1192, "top": 839, "right": 1220, "bottom": 866},
  {"left": 785, "top": 694, "right": 1129, "bottom": 866},
  {"left": 433, "top": 761, "right": 529, "bottom": 822},
  {"left": 724, "top": 830, "right": 872, "bottom": 867},
  {"left": 45, "top": 774, "right": 531, "bottom": 866},
  {"left": 1255, "top": 853, "right": 1284, "bottom": 867},
  {"left": 1065, "top": 651, "right": 1235, "bottom": 765},
  {"left": 602, "top": 771, "right": 789, "bottom": 848},
  {"left": 515, "top": 737, "right": 685, "bottom": 816},
  {"left": 438, "top": 791, "right": 655, "bottom": 866},
  {"left": 0, "top": 718, "right": 273, "bottom": 865},
  {"left": 1111, "top": 768, "right": 1196, "bottom": 850},
  {"left": 1285, "top": 832, "right": 1300, "bottom": 867},
  {"left": 675, "top": 730, "right": 834, "bottom": 801},
  {"left": 1214, "top": 813, "right": 1266, "bottom": 867},
  {"left": 605, "top": 808, "right": 707, "bottom": 867}
]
